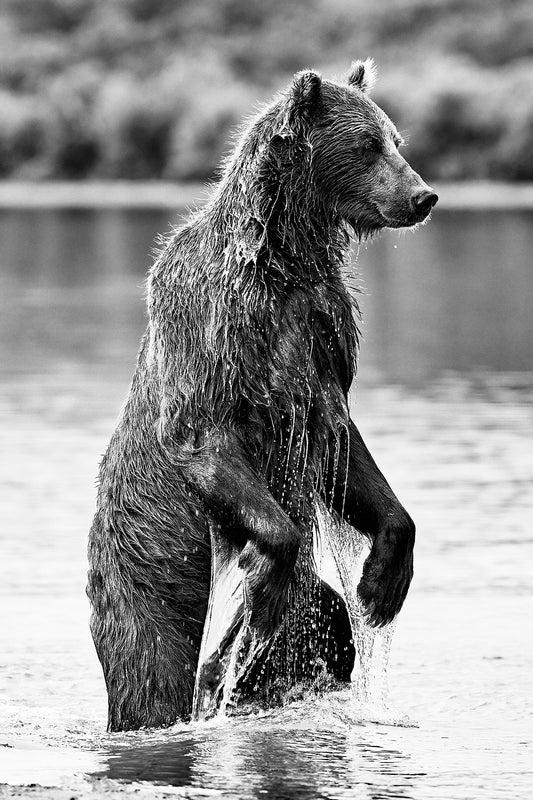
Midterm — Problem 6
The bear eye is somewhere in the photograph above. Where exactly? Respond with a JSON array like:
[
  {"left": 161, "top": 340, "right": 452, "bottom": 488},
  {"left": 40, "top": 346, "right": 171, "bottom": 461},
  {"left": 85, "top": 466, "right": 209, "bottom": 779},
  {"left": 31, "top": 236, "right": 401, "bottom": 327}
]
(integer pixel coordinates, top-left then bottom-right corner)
[{"left": 362, "top": 136, "right": 382, "bottom": 154}]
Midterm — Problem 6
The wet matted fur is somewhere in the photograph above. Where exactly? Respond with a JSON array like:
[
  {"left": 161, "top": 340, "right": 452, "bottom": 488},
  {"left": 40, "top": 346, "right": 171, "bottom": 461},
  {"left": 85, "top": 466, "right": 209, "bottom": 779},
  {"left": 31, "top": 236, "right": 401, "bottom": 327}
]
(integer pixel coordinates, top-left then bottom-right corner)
[{"left": 87, "top": 60, "right": 436, "bottom": 731}]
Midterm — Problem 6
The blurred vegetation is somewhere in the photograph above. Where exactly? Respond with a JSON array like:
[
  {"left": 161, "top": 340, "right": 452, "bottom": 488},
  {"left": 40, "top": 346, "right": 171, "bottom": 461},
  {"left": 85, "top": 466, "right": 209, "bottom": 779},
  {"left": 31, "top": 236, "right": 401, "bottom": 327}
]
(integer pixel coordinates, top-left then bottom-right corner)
[{"left": 0, "top": 0, "right": 532, "bottom": 182}]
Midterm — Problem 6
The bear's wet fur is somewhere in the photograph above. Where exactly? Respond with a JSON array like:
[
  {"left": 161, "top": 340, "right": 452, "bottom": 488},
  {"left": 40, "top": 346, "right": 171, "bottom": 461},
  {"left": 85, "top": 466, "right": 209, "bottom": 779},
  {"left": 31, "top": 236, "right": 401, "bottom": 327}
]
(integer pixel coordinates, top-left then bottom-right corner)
[{"left": 88, "top": 60, "right": 435, "bottom": 731}]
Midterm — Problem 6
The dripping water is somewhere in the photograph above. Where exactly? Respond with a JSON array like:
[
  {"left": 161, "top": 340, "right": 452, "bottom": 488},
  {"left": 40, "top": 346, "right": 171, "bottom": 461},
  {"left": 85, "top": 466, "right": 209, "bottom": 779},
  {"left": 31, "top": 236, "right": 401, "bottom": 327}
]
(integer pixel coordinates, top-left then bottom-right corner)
[
  {"left": 315, "top": 505, "right": 406, "bottom": 723},
  {"left": 218, "top": 625, "right": 265, "bottom": 717}
]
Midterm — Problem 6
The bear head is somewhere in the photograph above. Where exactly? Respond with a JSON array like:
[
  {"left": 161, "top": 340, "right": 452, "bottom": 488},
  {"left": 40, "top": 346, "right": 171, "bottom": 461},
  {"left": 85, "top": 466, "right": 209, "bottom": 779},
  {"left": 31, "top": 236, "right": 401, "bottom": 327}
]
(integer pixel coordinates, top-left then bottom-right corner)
[{"left": 283, "top": 59, "right": 438, "bottom": 235}]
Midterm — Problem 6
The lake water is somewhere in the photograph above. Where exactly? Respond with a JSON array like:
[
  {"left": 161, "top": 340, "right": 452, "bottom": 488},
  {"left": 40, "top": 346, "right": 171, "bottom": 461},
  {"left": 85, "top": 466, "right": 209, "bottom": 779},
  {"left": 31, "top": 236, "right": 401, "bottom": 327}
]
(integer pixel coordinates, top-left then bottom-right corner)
[{"left": 0, "top": 206, "right": 532, "bottom": 799}]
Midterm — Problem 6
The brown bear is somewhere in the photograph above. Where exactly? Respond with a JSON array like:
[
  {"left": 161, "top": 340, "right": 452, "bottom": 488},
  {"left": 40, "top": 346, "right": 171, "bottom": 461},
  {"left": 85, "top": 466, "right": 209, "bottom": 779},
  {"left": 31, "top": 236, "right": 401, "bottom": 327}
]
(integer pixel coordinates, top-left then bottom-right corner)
[{"left": 87, "top": 59, "right": 437, "bottom": 731}]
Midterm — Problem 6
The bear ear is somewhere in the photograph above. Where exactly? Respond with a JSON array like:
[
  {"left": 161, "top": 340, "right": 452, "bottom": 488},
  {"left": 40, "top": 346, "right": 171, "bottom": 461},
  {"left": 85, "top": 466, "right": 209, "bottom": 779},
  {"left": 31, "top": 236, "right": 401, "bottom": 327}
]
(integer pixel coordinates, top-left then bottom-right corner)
[
  {"left": 289, "top": 70, "right": 323, "bottom": 121},
  {"left": 347, "top": 58, "right": 377, "bottom": 93}
]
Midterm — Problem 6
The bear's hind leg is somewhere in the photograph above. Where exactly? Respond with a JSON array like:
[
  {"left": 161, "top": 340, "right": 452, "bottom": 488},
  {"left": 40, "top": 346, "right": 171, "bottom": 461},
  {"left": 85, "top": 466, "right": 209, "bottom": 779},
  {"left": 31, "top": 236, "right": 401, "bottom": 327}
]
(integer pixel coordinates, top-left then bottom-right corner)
[
  {"left": 89, "top": 582, "right": 202, "bottom": 731},
  {"left": 88, "top": 506, "right": 209, "bottom": 731}
]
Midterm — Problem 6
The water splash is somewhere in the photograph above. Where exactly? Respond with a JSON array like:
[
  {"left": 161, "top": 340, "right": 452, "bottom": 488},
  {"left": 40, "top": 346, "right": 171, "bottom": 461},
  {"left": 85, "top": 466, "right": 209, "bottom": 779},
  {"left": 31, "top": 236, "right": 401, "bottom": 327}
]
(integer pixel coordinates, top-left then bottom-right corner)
[
  {"left": 218, "top": 625, "right": 269, "bottom": 718},
  {"left": 315, "top": 505, "right": 411, "bottom": 725}
]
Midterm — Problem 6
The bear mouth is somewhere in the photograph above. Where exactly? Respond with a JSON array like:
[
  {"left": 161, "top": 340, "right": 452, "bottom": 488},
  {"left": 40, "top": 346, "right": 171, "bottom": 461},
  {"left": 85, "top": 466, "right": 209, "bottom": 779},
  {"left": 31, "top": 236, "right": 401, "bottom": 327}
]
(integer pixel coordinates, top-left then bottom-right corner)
[
  {"left": 345, "top": 202, "right": 431, "bottom": 236},
  {"left": 376, "top": 206, "right": 434, "bottom": 229},
  {"left": 345, "top": 206, "right": 389, "bottom": 237}
]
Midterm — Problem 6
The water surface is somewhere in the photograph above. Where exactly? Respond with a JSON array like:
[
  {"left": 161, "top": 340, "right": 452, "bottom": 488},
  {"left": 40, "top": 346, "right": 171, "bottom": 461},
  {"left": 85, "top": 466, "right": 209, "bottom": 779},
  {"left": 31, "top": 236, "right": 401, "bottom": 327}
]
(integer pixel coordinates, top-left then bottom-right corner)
[{"left": 0, "top": 207, "right": 532, "bottom": 798}]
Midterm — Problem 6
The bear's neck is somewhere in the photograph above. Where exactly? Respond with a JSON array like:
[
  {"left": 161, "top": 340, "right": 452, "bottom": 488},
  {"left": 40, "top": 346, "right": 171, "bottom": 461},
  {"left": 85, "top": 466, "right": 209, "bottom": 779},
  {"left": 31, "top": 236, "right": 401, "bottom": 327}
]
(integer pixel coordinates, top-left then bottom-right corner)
[{"left": 207, "top": 148, "right": 350, "bottom": 288}]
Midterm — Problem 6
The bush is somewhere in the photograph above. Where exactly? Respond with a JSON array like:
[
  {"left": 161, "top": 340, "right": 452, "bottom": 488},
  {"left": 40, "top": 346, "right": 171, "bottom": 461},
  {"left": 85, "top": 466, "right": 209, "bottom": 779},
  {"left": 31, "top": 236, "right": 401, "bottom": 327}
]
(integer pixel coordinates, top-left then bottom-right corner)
[
  {"left": 373, "top": 58, "right": 533, "bottom": 182},
  {"left": 166, "top": 85, "right": 254, "bottom": 181},
  {"left": 449, "top": 6, "right": 533, "bottom": 67},
  {"left": 94, "top": 73, "right": 176, "bottom": 178},
  {"left": 5, "top": 0, "right": 91, "bottom": 34},
  {"left": 158, "top": 53, "right": 256, "bottom": 181},
  {"left": 0, "top": 91, "right": 46, "bottom": 177},
  {"left": 0, "top": 0, "right": 533, "bottom": 181},
  {"left": 491, "top": 74, "right": 533, "bottom": 181},
  {"left": 408, "top": 90, "right": 505, "bottom": 180},
  {"left": 41, "top": 65, "right": 101, "bottom": 178}
]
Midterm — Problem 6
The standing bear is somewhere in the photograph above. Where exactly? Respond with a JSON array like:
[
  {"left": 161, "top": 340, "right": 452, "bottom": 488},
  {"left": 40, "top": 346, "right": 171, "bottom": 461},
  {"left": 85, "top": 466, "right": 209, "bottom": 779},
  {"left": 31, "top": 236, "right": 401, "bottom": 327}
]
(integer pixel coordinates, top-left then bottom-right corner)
[{"left": 87, "top": 60, "right": 437, "bottom": 731}]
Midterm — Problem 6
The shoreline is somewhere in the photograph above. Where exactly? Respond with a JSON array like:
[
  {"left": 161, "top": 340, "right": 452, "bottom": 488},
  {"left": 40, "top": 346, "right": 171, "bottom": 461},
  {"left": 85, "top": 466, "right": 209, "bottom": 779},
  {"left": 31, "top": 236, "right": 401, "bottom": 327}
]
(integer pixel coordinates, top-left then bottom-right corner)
[{"left": 0, "top": 180, "right": 532, "bottom": 210}]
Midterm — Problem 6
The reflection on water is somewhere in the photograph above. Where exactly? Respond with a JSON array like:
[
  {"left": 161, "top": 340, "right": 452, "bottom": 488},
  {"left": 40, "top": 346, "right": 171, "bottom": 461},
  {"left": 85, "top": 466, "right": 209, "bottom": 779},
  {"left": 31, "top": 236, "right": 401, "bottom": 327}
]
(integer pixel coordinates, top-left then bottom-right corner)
[
  {"left": 98, "top": 726, "right": 419, "bottom": 799},
  {"left": 1, "top": 206, "right": 532, "bottom": 799}
]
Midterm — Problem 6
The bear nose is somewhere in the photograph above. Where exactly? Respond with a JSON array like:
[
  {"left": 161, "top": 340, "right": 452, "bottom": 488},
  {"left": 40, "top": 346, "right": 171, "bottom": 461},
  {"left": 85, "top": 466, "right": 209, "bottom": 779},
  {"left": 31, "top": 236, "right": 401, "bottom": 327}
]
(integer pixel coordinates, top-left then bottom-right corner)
[{"left": 411, "top": 189, "right": 439, "bottom": 217}]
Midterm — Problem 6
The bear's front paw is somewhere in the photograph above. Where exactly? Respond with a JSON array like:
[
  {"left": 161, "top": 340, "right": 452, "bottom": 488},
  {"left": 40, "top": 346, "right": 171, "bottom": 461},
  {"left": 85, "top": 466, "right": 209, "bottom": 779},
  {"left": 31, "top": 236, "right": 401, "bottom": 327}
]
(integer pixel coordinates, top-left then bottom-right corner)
[
  {"left": 356, "top": 516, "right": 415, "bottom": 627},
  {"left": 238, "top": 541, "right": 295, "bottom": 637}
]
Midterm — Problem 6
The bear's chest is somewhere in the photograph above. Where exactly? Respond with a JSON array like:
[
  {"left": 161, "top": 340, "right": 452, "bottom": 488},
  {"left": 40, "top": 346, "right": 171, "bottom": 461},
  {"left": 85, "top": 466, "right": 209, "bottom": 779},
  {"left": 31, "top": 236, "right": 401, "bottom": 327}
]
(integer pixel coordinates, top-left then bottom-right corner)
[
  {"left": 246, "top": 283, "right": 356, "bottom": 503},
  {"left": 264, "top": 283, "right": 356, "bottom": 405}
]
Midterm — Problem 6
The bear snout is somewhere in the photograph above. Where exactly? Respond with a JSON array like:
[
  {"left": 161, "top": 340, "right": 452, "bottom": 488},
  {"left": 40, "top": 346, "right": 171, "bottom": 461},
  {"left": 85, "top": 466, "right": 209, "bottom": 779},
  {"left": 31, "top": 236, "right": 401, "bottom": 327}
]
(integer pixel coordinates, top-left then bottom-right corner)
[{"left": 411, "top": 189, "right": 439, "bottom": 220}]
